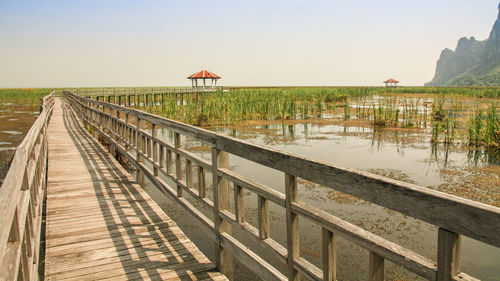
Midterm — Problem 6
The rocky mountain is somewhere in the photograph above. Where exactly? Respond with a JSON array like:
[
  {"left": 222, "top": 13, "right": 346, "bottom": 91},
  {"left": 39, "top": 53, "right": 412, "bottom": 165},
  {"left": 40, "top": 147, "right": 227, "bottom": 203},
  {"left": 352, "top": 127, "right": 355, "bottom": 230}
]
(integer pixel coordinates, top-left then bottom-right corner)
[{"left": 426, "top": 3, "right": 500, "bottom": 86}]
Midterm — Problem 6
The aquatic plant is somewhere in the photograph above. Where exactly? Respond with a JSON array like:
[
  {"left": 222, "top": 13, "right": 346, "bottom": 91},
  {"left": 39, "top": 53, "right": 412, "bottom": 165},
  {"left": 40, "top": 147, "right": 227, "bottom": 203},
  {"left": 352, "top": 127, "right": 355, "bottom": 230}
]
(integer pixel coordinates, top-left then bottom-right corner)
[{"left": 0, "top": 88, "right": 52, "bottom": 105}]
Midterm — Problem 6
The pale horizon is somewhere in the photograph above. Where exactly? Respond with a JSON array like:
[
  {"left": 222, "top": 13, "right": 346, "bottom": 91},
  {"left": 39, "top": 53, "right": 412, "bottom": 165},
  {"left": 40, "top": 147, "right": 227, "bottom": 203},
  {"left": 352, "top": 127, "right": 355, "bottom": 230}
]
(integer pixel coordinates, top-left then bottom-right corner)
[{"left": 1, "top": 0, "right": 499, "bottom": 88}]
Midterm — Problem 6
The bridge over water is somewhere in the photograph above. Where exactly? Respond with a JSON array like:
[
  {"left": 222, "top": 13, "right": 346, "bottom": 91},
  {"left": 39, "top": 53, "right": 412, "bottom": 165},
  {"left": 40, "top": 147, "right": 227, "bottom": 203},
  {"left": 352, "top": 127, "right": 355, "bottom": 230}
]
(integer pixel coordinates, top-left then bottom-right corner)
[{"left": 1, "top": 90, "right": 499, "bottom": 281}]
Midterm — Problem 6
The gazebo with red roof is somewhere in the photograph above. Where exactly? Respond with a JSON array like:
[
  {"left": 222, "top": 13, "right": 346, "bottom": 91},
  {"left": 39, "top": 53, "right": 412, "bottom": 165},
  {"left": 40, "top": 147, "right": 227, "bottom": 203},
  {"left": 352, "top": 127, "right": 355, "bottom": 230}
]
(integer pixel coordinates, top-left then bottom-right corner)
[
  {"left": 187, "top": 70, "right": 221, "bottom": 91},
  {"left": 383, "top": 78, "right": 399, "bottom": 87}
]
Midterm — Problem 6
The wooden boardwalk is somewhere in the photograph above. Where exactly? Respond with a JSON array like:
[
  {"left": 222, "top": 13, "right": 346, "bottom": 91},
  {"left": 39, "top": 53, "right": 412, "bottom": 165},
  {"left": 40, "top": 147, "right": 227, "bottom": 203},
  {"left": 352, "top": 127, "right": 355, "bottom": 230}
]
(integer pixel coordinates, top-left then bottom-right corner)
[{"left": 44, "top": 98, "right": 226, "bottom": 280}]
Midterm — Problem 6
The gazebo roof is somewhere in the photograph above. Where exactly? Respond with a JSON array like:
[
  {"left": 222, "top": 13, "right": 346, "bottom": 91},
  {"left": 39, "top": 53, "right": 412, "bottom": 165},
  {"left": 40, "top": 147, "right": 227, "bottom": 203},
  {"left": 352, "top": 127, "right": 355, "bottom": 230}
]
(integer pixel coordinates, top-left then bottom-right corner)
[
  {"left": 187, "top": 70, "right": 221, "bottom": 79},
  {"left": 383, "top": 78, "right": 399, "bottom": 83}
]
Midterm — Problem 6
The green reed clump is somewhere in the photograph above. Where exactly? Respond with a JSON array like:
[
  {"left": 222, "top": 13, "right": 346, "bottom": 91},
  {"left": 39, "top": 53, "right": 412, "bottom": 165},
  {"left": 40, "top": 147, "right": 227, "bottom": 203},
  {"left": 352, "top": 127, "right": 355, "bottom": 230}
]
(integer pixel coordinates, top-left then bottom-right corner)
[
  {"left": 430, "top": 99, "right": 458, "bottom": 144},
  {"left": 0, "top": 88, "right": 52, "bottom": 105},
  {"left": 344, "top": 102, "right": 350, "bottom": 120},
  {"left": 467, "top": 104, "right": 500, "bottom": 149},
  {"left": 152, "top": 88, "right": 351, "bottom": 125},
  {"left": 468, "top": 107, "right": 484, "bottom": 147}
]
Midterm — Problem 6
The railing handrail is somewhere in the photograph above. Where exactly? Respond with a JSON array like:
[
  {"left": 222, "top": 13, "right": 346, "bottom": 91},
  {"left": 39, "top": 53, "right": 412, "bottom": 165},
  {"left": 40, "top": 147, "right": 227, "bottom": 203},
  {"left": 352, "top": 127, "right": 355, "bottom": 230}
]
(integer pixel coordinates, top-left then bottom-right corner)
[
  {"left": 0, "top": 92, "right": 55, "bottom": 281},
  {"left": 71, "top": 86, "right": 226, "bottom": 97},
  {"left": 64, "top": 90, "right": 499, "bottom": 281}
]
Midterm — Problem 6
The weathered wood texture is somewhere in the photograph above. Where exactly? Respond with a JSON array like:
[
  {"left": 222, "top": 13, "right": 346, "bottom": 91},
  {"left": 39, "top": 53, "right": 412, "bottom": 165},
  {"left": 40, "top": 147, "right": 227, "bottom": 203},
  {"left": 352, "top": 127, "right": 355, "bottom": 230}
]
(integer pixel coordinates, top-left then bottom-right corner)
[
  {"left": 0, "top": 93, "right": 54, "bottom": 281},
  {"left": 44, "top": 98, "right": 226, "bottom": 281},
  {"left": 64, "top": 91, "right": 500, "bottom": 281}
]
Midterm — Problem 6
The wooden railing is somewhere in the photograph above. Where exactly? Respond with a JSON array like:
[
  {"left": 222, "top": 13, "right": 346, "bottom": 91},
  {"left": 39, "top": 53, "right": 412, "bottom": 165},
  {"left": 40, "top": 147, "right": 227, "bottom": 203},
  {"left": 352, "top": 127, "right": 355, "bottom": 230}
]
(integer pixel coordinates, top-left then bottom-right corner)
[
  {"left": 78, "top": 87, "right": 225, "bottom": 108},
  {"left": 64, "top": 90, "right": 500, "bottom": 281},
  {"left": 0, "top": 93, "right": 54, "bottom": 281},
  {"left": 71, "top": 86, "right": 225, "bottom": 98}
]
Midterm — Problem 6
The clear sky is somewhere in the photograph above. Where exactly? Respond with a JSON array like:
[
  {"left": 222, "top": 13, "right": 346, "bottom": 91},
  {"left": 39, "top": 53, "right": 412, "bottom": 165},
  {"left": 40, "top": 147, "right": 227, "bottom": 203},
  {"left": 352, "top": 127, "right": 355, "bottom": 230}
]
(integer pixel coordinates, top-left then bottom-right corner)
[{"left": 0, "top": 0, "right": 499, "bottom": 87}]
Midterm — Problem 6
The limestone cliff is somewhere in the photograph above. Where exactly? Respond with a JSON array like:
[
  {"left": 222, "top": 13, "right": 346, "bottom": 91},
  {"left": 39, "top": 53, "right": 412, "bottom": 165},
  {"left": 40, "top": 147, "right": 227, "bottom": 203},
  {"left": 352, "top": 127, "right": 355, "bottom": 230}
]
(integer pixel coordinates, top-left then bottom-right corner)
[{"left": 426, "top": 3, "right": 500, "bottom": 86}]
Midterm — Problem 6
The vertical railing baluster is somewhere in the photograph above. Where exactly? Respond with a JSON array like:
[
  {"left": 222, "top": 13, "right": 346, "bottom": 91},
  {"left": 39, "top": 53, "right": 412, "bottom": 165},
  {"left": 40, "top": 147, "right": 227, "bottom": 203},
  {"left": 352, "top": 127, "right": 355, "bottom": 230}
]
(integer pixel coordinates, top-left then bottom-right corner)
[
  {"left": 234, "top": 184, "right": 244, "bottom": 224},
  {"left": 258, "top": 195, "right": 269, "bottom": 239},
  {"left": 152, "top": 124, "right": 158, "bottom": 176},
  {"left": 197, "top": 166, "right": 206, "bottom": 198},
  {"left": 211, "top": 147, "right": 233, "bottom": 279},
  {"left": 285, "top": 173, "right": 300, "bottom": 281},
  {"left": 437, "top": 228, "right": 461, "bottom": 281},
  {"left": 125, "top": 113, "right": 130, "bottom": 151},
  {"left": 174, "top": 132, "right": 182, "bottom": 197},
  {"left": 322, "top": 228, "right": 337, "bottom": 281},
  {"left": 159, "top": 144, "right": 165, "bottom": 173},
  {"left": 369, "top": 252, "right": 384, "bottom": 281},
  {"left": 167, "top": 148, "right": 174, "bottom": 176},
  {"left": 146, "top": 132, "right": 151, "bottom": 160},
  {"left": 185, "top": 159, "right": 192, "bottom": 189},
  {"left": 136, "top": 116, "right": 145, "bottom": 188}
]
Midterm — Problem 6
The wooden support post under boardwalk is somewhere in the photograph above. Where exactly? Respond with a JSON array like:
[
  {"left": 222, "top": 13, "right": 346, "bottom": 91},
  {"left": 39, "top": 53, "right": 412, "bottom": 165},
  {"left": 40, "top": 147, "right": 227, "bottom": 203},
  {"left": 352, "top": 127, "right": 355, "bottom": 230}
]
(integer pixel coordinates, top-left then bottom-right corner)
[
  {"left": 136, "top": 117, "right": 145, "bottom": 188},
  {"left": 212, "top": 148, "right": 233, "bottom": 280},
  {"left": 285, "top": 173, "right": 300, "bottom": 281},
  {"left": 437, "top": 228, "right": 461, "bottom": 281},
  {"left": 322, "top": 227, "right": 336, "bottom": 281},
  {"left": 369, "top": 251, "right": 384, "bottom": 281}
]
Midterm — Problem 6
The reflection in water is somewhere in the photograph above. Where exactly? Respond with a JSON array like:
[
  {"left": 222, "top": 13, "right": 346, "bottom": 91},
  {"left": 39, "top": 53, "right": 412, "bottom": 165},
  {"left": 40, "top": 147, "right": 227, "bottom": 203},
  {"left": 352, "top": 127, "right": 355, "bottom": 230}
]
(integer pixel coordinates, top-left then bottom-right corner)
[{"left": 467, "top": 149, "right": 500, "bottom": 166}]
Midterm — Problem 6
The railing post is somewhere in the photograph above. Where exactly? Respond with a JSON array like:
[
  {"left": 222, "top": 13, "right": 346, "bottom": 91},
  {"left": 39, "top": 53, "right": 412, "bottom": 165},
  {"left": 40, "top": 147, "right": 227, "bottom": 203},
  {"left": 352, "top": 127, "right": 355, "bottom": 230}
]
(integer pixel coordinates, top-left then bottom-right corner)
[
  {"left": 369, "top": 252, "right": 384, "bottom": 281},
  {"left": 152, "top": 124, "right": 158, "bottom": 176},
  {"left": 110, "top": 109, "right": 118, "bottom": 157},
  {"left": 174, "top": 132, "right": 182, "bottom": 197},
  {"left": 159, "top": 143, "right": 165, "bottom": 173},
  {"left": 125, "top": 113, "right": 130, "bottom": 151},
  {"left": 285, "top": 173, "right": 300, "bottom": 281},
  {"left": 211, "top": 147, "right": 233, "bottom": 280},
  {"left": 437, "top": 228, "right": 461, "bottom": 281},
  {"left": 322, "top": 227, "right": 336, "bottom": 281},
  {"left": 234, "top": 184, "right": 245, "bottom": 224},
  {"left": 185, "top": 159, "right": 192, "bottom": 189},
  {"left": 136, "top": 116, "right": 145, "bottom": 188},
  {"left": 92, "top": 105, "right": 99, "bottom": 139},
  {"left": 197, "top": 166, "right": 206, "bottom": 198},
  {"left": 146, "top": 129, "right": 151, "bottom": 159},
  {"left": 258, "top": 195, "right": 270, "bottom": 239}
]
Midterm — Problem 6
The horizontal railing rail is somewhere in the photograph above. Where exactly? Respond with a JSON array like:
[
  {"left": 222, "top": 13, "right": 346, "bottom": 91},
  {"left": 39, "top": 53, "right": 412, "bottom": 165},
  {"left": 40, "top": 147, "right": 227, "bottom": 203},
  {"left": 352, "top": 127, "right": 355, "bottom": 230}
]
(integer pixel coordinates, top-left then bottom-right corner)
[
  {"left": 64, "top": 90, "right": 499, "bottom": 281},
  {"left": 0, "top": 93, "right": 55, "bottom": 281},
  {"left": 71, "top": 86, "right": 225, "bottom": 98}
]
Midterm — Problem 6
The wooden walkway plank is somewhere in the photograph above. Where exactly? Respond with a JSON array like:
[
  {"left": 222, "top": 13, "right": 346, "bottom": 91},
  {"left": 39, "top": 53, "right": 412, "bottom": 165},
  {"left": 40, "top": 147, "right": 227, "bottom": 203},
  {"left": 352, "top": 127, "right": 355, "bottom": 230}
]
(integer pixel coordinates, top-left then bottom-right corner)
[{"left": 44, "top": 98, "right": 226, "bottom": 281}]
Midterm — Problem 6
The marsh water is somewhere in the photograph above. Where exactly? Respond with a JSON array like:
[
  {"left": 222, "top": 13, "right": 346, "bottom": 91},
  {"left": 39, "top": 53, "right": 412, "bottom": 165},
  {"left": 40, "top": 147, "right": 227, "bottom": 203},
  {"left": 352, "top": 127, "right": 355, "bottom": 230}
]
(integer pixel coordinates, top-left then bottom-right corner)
[
  {"left": 0, "top": 104, "right": 40, "bottom": 185},
  {"left": 141, "top": 116, "right": 500, "bottom": 280}
]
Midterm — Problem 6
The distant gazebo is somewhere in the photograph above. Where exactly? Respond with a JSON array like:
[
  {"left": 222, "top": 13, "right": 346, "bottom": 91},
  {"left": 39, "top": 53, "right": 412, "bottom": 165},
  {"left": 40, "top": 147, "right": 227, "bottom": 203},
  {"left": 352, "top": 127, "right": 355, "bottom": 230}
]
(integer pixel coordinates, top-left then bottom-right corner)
[
  {"left": 383, "top": 78, "right": 399, "bottom": 87},
  {"left": 187, "top": 70, "right": 221, "bottom": 91}
]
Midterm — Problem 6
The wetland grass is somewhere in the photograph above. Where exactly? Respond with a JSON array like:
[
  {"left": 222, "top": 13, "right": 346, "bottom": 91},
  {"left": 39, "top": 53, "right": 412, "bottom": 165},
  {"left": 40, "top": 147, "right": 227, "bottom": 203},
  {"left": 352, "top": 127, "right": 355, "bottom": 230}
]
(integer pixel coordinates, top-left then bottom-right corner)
[
  {"left": 147, "top": 88, "right": 349, "bottom": 125},
  {"left": 467, "top": 104, "right": 500, "bottom": 149},
  {"left": 0, "top": 89, "right": 52, "bottom": 105},
  {"left": 100, "top": 86, "right": 500, "bottom": 157}
]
